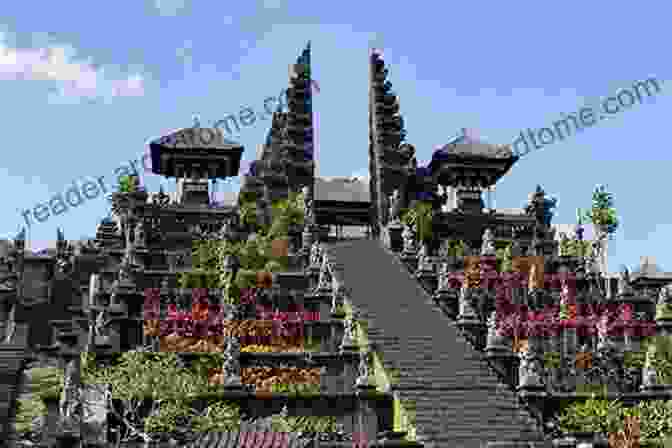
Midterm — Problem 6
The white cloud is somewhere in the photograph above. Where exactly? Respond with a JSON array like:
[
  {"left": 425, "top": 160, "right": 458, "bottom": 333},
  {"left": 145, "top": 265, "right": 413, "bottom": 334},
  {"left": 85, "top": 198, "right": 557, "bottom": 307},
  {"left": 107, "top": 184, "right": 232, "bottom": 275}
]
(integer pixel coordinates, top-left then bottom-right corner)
[
  {"left": 152, "top": 0, "right": 188, "bottom": 16},
  {"left": 0, "top": 32, "right": 145, "bottom": 102}
]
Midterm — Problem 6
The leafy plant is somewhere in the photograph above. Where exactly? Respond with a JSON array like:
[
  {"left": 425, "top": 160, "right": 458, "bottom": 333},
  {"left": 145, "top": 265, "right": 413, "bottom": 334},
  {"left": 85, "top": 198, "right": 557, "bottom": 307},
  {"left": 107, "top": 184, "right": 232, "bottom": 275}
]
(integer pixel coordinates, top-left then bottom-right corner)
[
  {"left": 559, "top": 237, "right": 592, "bottom": 257},
  {"left": 496, "top": 243, "right": 513, "bottom": 271},
  {"left": 624, "top": 350, "right": 647, "bottom": 370},
  {"left": 118, "top": 175, "right": 138, "bottom": 193},
  {"left": 81, "top": 351, "right": 240, "bottom": 442},
  {"left": 235, "top": 268, "right": 258, "bottom": 289},
  {"left": 558, "top": 397, "right": 624, "bottom": 435},
  {"left": 579, "top": 185, "right": 619, "bottom": 235},
  {"left": 544, "top": 351, "right": 561, "bottom": 369},
  {"left": 558, "top": 398, "right": 672, "bottom": 443},
  {"left": 29, "top": 366, "right": 64, "bottom": 400},
  {"left": 634, "top": 400, "right": 672, "bottom": 443},
  {"left": 402, "top": 201, "right": 433, "bottom": 243},
  {"left": 15, "top": 397, "right": 46, "bottom": 439},
  {"left": 270, "top": 413, "right": 337, "bottom": 433},
  {"left": 649, "top": 336, "right": 672, "bottom": 384},
  {"left": 443, "top": 239, "right": 467, "bottom": 257}
]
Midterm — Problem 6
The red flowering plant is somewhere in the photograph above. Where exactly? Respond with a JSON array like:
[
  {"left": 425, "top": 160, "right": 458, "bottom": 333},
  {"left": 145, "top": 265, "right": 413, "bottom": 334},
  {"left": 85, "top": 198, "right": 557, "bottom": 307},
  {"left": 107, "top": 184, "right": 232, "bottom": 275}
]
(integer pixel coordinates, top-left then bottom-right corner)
[
  {"left": 446, "top": 271, "right": 465, "bottom": 289},
  {"left": 191, "top": 288, "right": 209, "bottom": 321},
  {"left": 239, "top": 287, "right": 258, "bottom": 305}
]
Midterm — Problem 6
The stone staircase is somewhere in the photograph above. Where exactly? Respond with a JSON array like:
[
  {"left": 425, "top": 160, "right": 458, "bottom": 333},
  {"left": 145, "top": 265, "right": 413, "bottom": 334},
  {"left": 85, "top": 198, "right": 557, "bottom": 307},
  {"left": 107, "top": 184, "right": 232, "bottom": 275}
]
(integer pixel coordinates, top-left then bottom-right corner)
[
  {"left": 323, "top": 240, "right": 549, "bottom": 448},
  {"left": 0, "top": 322, "right": 30, "bottom": 446}
]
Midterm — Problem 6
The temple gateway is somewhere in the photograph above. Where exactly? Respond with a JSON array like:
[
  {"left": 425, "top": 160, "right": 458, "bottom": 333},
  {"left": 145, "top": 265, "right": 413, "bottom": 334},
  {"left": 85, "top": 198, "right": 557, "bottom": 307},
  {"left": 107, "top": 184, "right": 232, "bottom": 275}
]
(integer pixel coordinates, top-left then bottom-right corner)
[{"left": 1, "top": 43, "right": 671, "bottom": 448}]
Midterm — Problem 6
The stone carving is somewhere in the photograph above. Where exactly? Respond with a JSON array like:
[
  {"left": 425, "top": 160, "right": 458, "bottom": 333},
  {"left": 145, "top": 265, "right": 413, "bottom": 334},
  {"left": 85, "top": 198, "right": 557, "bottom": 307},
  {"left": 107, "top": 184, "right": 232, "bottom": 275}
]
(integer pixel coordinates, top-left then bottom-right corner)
[
  {"left": 134, "top": 220, "right": 146, "bottom": 247},
  {"left": 153, "top": 186, "right": 171, "bottom": 207},
  {"left": 481, "top": 228, "right": 496, "bottom": 256},
  {"left": 0, "top": 271, "right": 17, "bottom": 292},
  {"left": 658, "top": 283, "right": 672, "bottom": 306}
]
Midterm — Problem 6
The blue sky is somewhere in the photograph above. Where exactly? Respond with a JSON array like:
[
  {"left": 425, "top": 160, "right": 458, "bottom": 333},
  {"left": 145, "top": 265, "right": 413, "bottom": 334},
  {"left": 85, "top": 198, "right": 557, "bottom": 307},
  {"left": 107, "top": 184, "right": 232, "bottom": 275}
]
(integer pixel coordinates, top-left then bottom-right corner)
[{"left": 0, "top": 0, "right": 670, "bottom": 273}]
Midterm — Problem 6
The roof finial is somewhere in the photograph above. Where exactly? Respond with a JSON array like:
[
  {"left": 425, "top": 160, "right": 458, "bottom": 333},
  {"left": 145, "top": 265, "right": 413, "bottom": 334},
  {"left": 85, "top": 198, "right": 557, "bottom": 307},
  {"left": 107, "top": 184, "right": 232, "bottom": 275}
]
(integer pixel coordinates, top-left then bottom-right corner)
[{"left": 193, "top": 114, "right": 200, "bottom": 128}]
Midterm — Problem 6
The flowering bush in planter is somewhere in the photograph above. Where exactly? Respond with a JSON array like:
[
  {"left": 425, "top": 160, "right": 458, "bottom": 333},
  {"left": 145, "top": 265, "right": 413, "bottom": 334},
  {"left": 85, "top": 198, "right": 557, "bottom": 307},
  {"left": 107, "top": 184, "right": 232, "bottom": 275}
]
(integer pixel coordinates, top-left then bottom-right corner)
[
  {"left": 557, "top": 398, "right": 672, "bottom": 445},
  {"left": 256, "top": 306, "right": 320, "bottom": 322},
  {"left": 212, "top": 367, "right": 321, "bottom": 390},
  {"left": 223, "top": 320, "right": 306, "bottom": 346}
]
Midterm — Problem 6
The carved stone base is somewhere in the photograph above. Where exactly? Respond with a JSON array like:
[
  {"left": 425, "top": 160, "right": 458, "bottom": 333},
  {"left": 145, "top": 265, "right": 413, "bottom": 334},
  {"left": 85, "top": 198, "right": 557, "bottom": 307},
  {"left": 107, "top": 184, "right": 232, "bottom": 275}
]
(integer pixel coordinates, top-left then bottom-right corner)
[
  {"left": 386, "top": 223, "right": 404, "bottom": 252},
  {"left": 416, "top": 269, "right": 437, "bottom": 295},
  {"left": 434, "top": 289, "right": 459, "bottom": 319},
  {"left": 400, "top": 253, "right": 418, "bottom": 273}
]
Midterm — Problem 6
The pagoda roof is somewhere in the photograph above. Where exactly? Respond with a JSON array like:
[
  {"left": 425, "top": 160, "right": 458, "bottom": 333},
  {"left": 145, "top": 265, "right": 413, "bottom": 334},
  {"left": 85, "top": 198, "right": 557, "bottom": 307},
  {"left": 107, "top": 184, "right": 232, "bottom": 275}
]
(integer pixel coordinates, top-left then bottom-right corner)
[
  {"left": 434, "top": 134, "right": 514, "bottom": 159},
  {"left": 149, "top": 127, "right": 242, "bottom": 150},
  {"left": 148, "top": 127, "right": 244, "bottom": 178}
]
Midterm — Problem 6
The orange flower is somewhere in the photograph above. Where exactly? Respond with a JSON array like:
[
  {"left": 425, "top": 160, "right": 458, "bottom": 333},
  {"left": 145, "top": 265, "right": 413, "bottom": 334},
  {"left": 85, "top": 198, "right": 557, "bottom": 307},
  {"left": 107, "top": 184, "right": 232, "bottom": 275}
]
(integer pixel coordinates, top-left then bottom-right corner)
[
  {"left": 575, "top": 351, "right": 592, "bottom": 369},
  {"left": 191, "top": 302, "right": 209, "bottom": 321},
  {"left": 513, "top": 337, "right": 529, "bottom": 353},
  {"left": 143, "top": 320, "right": 160, "bottom": 336},
  {"left": 256, "top": 271, "right": 273, "bottom": 289},
  {"left": 271, "top": 238, "right": 289, "bottom": 259}
]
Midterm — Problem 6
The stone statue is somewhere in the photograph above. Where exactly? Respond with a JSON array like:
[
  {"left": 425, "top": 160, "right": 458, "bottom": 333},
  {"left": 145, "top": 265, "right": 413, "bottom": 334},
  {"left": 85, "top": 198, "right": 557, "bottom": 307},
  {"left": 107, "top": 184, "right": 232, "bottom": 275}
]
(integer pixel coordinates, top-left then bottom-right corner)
[
  {"left": 417, "top": 243, "right": 430, "bottom": 270},
  {"left": 310, "top": 241, "right": 321, "bottom": 267},
  {"left": 355, "top": 351, "right": 370, "bottom": 386},
  {"left": 60, "top": 357, "right": 82, "bottom": 423},
  {"left": 315, "top": 257, "right": 332, "bottom": 294},
  {"left": 618, "top": 266, "right": 633, "bottom": 296},
  {"left": 119, "top": 245, "right": 134, "bottom": 283},
  {"left": 485, "top": 311, "right": 506, "bottom": 349},
  {"left": 642, "top": 344, "right": 658, "bottom": 388},
  {"left": 302, "top": 185, "right": 314, "bottom": 222},
  {"left": 222, "top": 336, "right": 242, "bottom": 385},
  {"left": 518, "top": 348, "right": 544, "bottom": 389},
  {"left": 94, "top": 309, "right": 108, "bottom": 337},
  {"left": 340, "top": 318, "right": 355, "bottom": 348},
  {"left": 388, "top": 189, "right": 401, "bottom": 224},
  {"left": 481, "top": 228, "right": 496, "bottom": 256},
  {"left": 402, "top": 223, "right": 416, "bottom": 254}
]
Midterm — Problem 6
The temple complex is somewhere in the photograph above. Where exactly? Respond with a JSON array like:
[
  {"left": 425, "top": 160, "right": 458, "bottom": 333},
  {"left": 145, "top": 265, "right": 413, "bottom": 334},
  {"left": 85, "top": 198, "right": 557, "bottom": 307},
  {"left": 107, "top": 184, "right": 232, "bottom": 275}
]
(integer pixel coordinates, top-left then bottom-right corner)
[{"left": 1, "top": 44, "right": 672, "bottom": 448}]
